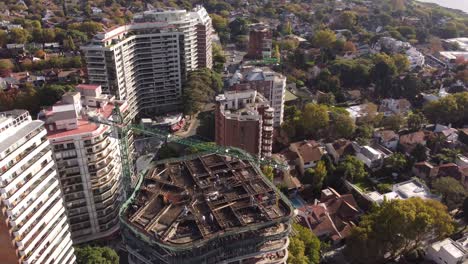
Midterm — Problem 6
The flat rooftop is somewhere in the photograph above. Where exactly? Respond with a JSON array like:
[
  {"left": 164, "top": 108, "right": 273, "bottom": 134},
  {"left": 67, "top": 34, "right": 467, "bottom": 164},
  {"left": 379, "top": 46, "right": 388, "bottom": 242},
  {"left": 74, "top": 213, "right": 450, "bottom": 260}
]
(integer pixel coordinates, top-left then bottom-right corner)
[{"left": 124, "top": 153, "right": 292, "bottom": 246}]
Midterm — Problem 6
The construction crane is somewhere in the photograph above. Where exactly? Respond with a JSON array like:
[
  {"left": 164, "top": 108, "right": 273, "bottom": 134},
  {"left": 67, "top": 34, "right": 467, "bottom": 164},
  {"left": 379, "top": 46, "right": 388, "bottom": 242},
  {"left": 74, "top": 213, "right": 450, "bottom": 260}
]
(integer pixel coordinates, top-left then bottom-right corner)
[{"left": 88, "top": 105, "right": 288, "bottom": 197}]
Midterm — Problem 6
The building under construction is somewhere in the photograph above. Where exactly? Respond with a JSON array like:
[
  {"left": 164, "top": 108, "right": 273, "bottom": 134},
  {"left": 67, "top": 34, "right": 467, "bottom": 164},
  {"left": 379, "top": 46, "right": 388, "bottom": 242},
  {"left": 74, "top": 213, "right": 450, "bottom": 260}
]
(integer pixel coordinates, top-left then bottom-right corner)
[{"left": 121, "top": 152, "right": 294, "bottom": 264}]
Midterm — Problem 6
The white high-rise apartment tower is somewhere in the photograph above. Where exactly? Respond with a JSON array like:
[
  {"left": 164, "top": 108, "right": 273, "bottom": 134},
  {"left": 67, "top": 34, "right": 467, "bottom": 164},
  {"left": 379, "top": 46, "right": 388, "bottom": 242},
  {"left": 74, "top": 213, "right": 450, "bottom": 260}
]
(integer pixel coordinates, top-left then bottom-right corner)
[
  {"left": 40, "top": 84, "right": 129, "bottom": 244},
  {"left": 0, "top": 110, "right": 75, "bottom": 264},
  {"left": 82, "top": 5, "right": 213, "bottom": 118}
]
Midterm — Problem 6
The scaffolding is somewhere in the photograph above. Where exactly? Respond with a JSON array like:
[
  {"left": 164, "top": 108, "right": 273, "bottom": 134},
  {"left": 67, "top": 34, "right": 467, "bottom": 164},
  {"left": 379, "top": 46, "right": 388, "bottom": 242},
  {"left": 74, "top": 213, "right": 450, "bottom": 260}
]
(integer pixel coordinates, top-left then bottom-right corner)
[
  {"left": 119, "top": 152, "right": 294, "bottom": 264},
  {"left": 88, "top": 106, "right": 287, "bottom": 198}
]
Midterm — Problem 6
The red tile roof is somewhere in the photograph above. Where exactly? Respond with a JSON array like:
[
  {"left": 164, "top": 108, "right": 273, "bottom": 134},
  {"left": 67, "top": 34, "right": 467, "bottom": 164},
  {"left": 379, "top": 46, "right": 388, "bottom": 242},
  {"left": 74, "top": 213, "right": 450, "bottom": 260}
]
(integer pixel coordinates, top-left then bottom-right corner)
[
  {"left": 76, "top": 84, "right": 100, "bottom": 90},
  {"left": 297, "top": 188, "right": 360, "bottom": 242}
]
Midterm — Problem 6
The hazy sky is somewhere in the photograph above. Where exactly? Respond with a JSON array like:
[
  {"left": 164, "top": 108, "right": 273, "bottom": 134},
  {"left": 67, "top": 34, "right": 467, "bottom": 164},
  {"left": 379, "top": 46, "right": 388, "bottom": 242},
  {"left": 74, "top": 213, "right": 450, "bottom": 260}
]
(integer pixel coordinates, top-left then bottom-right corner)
[{"left": 417, "top": 0, "right": 468, "bottom": 13}]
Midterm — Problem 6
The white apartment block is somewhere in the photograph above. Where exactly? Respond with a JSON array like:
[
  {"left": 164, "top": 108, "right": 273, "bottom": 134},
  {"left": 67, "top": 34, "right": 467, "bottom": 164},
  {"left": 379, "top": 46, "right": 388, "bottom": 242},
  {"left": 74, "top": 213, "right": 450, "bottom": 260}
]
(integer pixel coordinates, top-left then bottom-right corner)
[
  {"left": 82, "top": 6, "right": 213, "bottom": 118},
  {"left": 229, "top": 66, "right": 286, "bottom": 127},
  {"left": 426, "top": 236, "right": 467, "bottom": 264},
  {"left": 0, "top": 110, "right": 75, "bottom": 264},
  {"left": 39, "top": 84, "right": 130, "bottom": 244}
]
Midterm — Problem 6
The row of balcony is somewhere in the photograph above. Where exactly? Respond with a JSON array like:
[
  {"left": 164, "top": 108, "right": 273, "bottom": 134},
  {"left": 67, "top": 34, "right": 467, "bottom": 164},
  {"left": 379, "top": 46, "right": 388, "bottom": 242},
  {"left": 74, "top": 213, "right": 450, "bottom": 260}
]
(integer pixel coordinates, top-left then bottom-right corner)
[
  {"left": 0, "top": 136, "right": 48, "bottom": 182},
  {"left": 0, "top": 127, "right": 44, "bottom": 163}
]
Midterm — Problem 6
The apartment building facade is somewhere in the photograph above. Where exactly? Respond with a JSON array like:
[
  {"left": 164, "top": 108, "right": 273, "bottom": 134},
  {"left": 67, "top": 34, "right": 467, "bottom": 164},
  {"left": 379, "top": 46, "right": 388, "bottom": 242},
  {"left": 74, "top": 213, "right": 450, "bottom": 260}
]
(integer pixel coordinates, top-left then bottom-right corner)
[
  {"left": 215, "top": 90, "right": 274, "bottom": 158},
  {"left": 229, "top": 66, "right": 286, "bottom": 127},
  {"left": 0, "top": 110, "right": 75, "bottom": 264},
  {"left": 247, "top": 23, "right": 272, "bottom": 59},
  {"left": 40, "top": 84, "right": 129, "bottom": 244},
  {"left": 82, "top": 6, "right": 213, "bottom": 118}
]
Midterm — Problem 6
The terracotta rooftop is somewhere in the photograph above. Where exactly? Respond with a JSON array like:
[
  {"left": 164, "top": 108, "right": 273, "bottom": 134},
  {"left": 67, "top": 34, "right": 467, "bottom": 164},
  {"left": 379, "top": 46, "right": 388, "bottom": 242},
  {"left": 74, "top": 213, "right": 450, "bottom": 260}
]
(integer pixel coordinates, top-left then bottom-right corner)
[
  {"left": 399, "top": 131, "right": 426, "bottom": 145},
  {"left": 297, "top": 188, "right": 360, "bottom": 242},
  {"left": 46, "top": 102, "right": 114, "bottom": 139},
  {"left": 76, "top": 84, "right": 100, "bottom": 90},
  {"left": 290, "top": 140, "right": 324, "bottom": 163},
  {"left": 376, "top": 130, "right": 398, "bottom": 142}
]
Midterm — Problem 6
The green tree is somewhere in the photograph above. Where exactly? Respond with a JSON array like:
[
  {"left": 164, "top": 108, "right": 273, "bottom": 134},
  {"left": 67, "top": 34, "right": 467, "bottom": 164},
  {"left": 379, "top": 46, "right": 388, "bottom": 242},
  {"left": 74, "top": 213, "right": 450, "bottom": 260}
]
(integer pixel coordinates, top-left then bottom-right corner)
[
  {"left": 381, "top": 114, "right": 405, "bottom": 131},
  {"left": 316, "top": 92, "right": 335, "bottom": 106},
  {"left": 42, "top": 28, "right": 56, "bottom": 43},
  {"left": 0, "top": 59, "right": 15, "bottom": 77},
  {"left": 335, "top": 11, "right": 357, "bottom": 30},
  {"left": 186, "top": 142, "right": 216, "bottom": 155},
  {"left": 8, "top": 28, "right": 29, "bottom": 44},
  {"left": 392, "top": 53, "right": 410, "bottom": 73},
  {"left": 329, "top": 111, "right": 355, "bottom": 139},
  {"left": 432, "top": 177, "right": 467, "bottom": 210},
  {"left": 75, "top": 246, "right": 119, "bottom": 264},
  {"left": 288, "top": 223, "right": 321, "bottom": 264},
  {"left": 183, "top": 68, "right": 222, "bottom": 115},
  {"left": 407, "top": 112, "right": 426, "bottom": 131},
  {"left": 371, "top": 53, "right": 397, "bottom": 97},
  {"left": 313, "top": 29, "right": 337, "bottom": 49},
  {"left": 435, "top": 148, "right": 461, "bottom": 164},
  {"left": 0, "top": 30, "right": 7, "bottom": 47},
  {"left": 410, "top": 143, "right": 428, "bottom": 162},
  {"left": 63, "top": 35, "right": 76, "bottom": 51},
  {"left": 304, "top": 161, "right": 328, "bottom": 194},
  {"left": 338, "top": 156, "right": 367, "bottom": 182},
  {"left": 31, "top": 28, "right": 44, "bottom": 43},
  {"left": 212, "top": 43, "right": 226, "bottom": 73},
  {"left": 288, "top": 237, "right": 308, "bottom": 264},
  {"left": 384, "top": 153, "right": 407, "bottom": 172},
  {"left": 345, "top": 198, "right": 454, "bottom": 263},
  {"left": 262, "top": 166, "right": 274, "bottom": 182},
  {"left": 423, "top": 93, "right": 468, "bottom": 126},
  {"left": 210, "top": 14, "right": 228, "bottom": 32},
  {"left": 302, "top": 103, "right": 329, "bottom": 137}
]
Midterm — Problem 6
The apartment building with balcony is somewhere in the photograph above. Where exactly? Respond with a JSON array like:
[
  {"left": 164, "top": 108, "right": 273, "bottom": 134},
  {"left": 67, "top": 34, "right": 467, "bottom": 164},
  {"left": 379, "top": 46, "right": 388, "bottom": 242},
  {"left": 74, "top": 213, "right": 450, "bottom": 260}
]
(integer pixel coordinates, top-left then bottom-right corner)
[
  {"left": 215, "top": 90, "right": 274, "bottom": 158},
  {"left": 39, "top": 84, "right": 130, "bottom": 244},
  {"left": 0, "top": 110, "right": 75, "bottom": 264},
  {"left": 82, "top": 6, "right": 213, "bottom": 118}
]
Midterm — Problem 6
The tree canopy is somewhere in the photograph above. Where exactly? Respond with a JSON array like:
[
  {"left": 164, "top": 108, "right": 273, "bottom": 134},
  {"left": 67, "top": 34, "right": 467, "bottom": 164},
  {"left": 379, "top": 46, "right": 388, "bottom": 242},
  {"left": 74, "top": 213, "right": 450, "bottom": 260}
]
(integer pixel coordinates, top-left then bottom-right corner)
[
  {"left": 345, "top": 198, "right": 454, "bottom": 263},
  {"left": 423, "top": 92, "right": 468, "bottom": 127},
  {"left": 75, "top": 246, "right": 119, "bottom": 264},
  {"left": 288, "top": 223, "right": 321, "bottom": 264},
  {"left": 432, "top": 177, "right": 467, "bottom": 210},
  {"left": 337, "top": 156, "right": 368, "bottom": 182},
  {"left": 182, "top": 68, "right": 222, "bottom": 115},
  {"left": 313, "top": 29, "right": 337, "bottom": 49}
]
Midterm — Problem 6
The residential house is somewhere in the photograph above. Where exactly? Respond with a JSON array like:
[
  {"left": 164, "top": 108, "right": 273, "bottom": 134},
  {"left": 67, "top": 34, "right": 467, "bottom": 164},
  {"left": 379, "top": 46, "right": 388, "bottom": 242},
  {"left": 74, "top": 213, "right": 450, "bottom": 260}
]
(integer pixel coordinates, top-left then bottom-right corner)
[
  {"left": 425, "top": 235, "right": 468, "bottom": 264},
  {"left": 346, "top": 103, "right": 377, "bottom": 123},
  {"left": 325, "top": 139, "right": 355, "bottom": 164},
  {"left": 297, "top": 188, "right": 361, "bottom": 244},
  {"left": 374, "top": 130, "right": 399, "bottom": 151},
  {"left": 437, "top": 163, "right": 467, "bottom": 188},
  {"left": 412, "top": 162, "right": 468, "bottom": 189},
  {"left": 289, "top": 140, "right": 325, "bottom": 176},
  {"left": 57, "top": 69, "right": 82, "bottom": 82},
  {"left": 379, "top": 98, "right": 411, "bottom": 116},
  {"left": 399, "top": 131, "right": 427, "bottom": 154},
  {"left": 354, "top": 144, "right": 389, "bottom": 169},
  {"left": 273, "top": 149, "right": 300, "bottom": 177},
  {"left": 365, "top": 178, "right": 439, "bottom": 204},
  {"left": 412, "top": 161, "right": 438, "bottom": 180}
]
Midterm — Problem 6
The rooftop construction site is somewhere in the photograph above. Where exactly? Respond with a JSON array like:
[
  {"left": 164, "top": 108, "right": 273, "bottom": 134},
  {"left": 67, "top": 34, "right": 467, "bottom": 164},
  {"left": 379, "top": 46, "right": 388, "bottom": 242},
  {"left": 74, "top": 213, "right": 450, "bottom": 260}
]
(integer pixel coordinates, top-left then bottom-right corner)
[{"left": 124, "top": 153, "right": 293, "bottom": 246}]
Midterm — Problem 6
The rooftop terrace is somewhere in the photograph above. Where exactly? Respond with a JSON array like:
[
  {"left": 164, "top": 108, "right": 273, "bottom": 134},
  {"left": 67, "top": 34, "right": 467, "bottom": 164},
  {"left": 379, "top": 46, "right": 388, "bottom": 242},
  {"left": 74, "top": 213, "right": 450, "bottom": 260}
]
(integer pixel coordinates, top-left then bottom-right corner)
[{"left": 124, "top": 153, "right": 292, "bottom": 246}]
